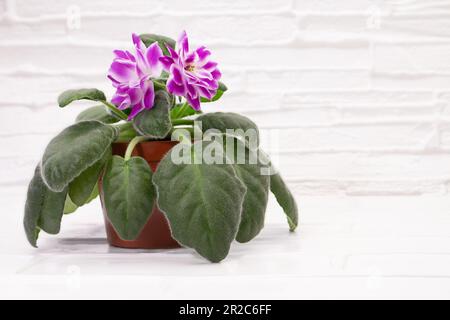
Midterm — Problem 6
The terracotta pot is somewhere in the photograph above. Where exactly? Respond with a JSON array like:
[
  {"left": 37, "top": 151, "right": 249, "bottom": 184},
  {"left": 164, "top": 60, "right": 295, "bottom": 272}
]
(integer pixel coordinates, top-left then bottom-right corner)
[{"left": 99, "top": 140, "right": 181, "bottom": 249}]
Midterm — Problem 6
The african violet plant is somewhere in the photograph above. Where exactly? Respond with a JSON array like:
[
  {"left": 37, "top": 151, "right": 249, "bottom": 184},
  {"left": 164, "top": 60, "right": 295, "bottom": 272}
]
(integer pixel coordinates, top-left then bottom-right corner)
[{"left": 23, "top": 31, "right": 298, "bottom": 262}]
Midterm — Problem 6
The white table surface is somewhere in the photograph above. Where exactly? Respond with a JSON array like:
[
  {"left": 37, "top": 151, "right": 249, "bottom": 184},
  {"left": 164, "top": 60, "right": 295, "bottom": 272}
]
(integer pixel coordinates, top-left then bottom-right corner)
[{"left": 1, "top": 186, "right": 450, "bottom": 299}]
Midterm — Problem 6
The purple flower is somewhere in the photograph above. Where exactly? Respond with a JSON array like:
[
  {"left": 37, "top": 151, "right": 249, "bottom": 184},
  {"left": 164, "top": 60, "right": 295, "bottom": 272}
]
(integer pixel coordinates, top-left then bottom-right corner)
[
  {"left": 108, "top": 34, "right": 163, "bottom": 119},
  {"left": 160, "top": 31, "right": 221, "bottom": 110}
]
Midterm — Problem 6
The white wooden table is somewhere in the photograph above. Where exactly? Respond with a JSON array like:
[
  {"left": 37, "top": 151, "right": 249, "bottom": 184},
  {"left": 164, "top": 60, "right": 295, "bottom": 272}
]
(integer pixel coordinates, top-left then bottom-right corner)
[{"left": 2, "top": 186, "right": 450, "bottom": 299}]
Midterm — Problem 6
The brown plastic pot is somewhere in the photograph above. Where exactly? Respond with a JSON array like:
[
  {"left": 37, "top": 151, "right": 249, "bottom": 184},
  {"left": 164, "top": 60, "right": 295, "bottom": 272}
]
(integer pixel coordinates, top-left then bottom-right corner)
[{"left": 99, "top": 140, "right": 181, "bottom": 249}]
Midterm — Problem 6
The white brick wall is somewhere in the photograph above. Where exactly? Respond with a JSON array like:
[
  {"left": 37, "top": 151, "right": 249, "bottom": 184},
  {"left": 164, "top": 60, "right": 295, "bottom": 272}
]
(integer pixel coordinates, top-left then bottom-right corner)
[{"left": 1, "top": 0, "right": 449, "bottom": 196}]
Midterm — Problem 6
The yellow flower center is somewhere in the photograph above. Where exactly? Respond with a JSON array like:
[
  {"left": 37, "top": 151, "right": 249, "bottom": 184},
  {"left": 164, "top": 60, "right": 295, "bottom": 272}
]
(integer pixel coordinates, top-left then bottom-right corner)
[{"left": 185, "top": 65, "right": 195, "bottom": 72}]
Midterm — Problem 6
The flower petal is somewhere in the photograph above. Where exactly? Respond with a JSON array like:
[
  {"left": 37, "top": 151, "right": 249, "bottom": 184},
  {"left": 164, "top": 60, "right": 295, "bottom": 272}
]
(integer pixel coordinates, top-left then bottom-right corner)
[
  {"left": 128, "top": 86, "right": 144, "bottom": 105},
  {"left": 195, "top": 46, "right": 211, "bottom": 65},
  {"left": 166, "top": 44, "right": 179, "bottom": 60},
  {"left": 118, "top": 96, "right": 131, "bottom": 110},
  {"left": 177, "top": 30, "right": 189, "bottom": 55},
  {"left": 170, "top": 64, "right": 186, "bottom": 86},
  {"left": 197, "top": 86, "right": 214, "bottom": 100},
  {"left": 145, "top": 42, "right": 163, "bottom": 77},
  {"left": 159, "top": 56, "right": 174, "bottom": 70},
  {"left": 143, "top": 82, "right": 155, "bottom": 109},
  {"left": 201, "top": 61, "right": 218, "bottom": 71},
  {"left": 132, "top": 33, "right": 145, "bottom": 52},
  {"left": 187, "top": 94, "right": 201, "bottom": 110},
  {"left": 167, "top": 71, "right": 187, "bottom": 96},
  {"left": 108, "top": 60, "right": 137, "bottom": 83},
  {"left": 128, "top": 103, "right": 145, "bottom": 120}
]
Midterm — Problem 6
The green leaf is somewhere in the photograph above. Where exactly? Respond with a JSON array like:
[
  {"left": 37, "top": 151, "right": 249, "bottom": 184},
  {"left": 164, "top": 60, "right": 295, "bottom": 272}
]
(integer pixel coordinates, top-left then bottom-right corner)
[
  {"left": 102, "top": 156, "right": 156, "bottom": 240},
  {"left": 170, "top": 103, "right": 202, "bottom": 119},
  {"left": 116, "top": 122, "right": 138, "bottom": 142},
  {"left": 270, "top": 173, "right": 298, "bottom": 231},
  {"left": 63, "top": 195, "right": 78, "bottom": 215},
  {"left": 225, "top": 137, "right": 269, "bottom": 243},
  {"left": 132, "top": 91, "right": 172, "bottom": 138},
  {"left": 41, "top": 121, "right": 117, "bottom": 192},
  {"left": 140, "top": 34, "right": 176, "bottom": 56},
  {"left": 68, "top": 147, "right": 111, "bottom": 206},
  {"left": 152, "top": 141, "right": 247, "bottom": 262},
  {"left": 197, "top": 112, "right": 260, "bottom": 146},
  {"left": 76, "top": 105, "right": 120, "bottom": 124},
  {"left": 64, "top": 184, "right": 99, "bottom": 215},
  {"left": 200, "top": 82, "right": 228, "bottom": 103},
  {"left": 24, "top": 166, "right": 68, "bottom": 247},
  {"left": 58, "top": 88, "right": 106, "bottom": 108},
  {"left": 86, "top": 184, "right": 100, "bottom": 203}
]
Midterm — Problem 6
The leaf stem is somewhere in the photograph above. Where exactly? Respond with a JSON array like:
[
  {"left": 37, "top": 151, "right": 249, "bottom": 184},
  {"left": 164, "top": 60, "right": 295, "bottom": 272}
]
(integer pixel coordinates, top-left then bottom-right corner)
[
  {"left": 101, "top": 101, "right": 128, "bottom": 121},
  {"left": 124, "top": 136, "right": 149, "bottom": 161},
  {"left": 171, "top": 102, "right": 189, "bottom": 119},
  {"left": 172, "top": 119, "right": 194, "bottom": 126}
]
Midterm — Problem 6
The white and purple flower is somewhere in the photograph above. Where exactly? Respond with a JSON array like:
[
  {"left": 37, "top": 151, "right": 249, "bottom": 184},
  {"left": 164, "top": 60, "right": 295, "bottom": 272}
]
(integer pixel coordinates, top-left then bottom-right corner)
[
  {"left": 108, "top": 34, "right": 163, "bottom": 119},
  {"left": 159, "top": 31, "right": 222, "bottom": 110}
]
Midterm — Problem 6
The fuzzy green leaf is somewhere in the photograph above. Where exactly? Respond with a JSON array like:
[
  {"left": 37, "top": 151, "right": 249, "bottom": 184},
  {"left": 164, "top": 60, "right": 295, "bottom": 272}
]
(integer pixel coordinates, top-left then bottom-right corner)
[
  {"left": 226, "top": 137, "right": 269, "bottom": 243},
  {"left": 140, "top": 34, "right": 176, "bottom": 56},
  {"left": 41, "top": 121, "right": 117, "bottom": 192},
  {"left": 200, "top": 82, "right": 228, "bottom": 103},
  {"left": 116, "top": 122, "right": 138, "bottom": 142},
  {"left": 58, "top": 88, "right": 106, "bottom": 108},
  {"left": 152, "top": 140, "right": 247, "bottom": 262},
  {"left": 197, "top": 112, "right": 260, "bottom": 146},
  {"left": 68, "top": 147, "right": 111, "bottom": 206},
  {"left": 270, "top": 173, "right": 299, "bottom": 231},
  {"left": 76, "top": 105, "right": 120, "bottom": 124},
  {"left": 63, "top": 194, "right": 78, "bottom": 215},
  {"left": 24, "top": 166, "right": 68, "bottom": 247},
  {"left": 132, "top": 91, "right": 172, "bottom": 138},
  {"left": 102, "top": 156, "right": 156, "bottom": 240}
]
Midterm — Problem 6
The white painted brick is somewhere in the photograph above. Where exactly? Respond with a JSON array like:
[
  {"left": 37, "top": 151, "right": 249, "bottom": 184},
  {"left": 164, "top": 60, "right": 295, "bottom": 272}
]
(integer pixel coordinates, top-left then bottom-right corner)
[
  {"left": 294, "top": 0, "right": 373, "bottom": 13},
  {"left": 1, "top": 0, "right": 450, "bottom": 197},
  {"left": 201, "top": 92, "right": 283, "bottom": 114},
  {"left": 0, "top": 158, "right": 38, "bottom": 185},
  {"left": 374, "top": 44, "right": 450, "bottom": 73},
  {"left": 385, "top": 0, "right": 450, "bottom": 15},
  {"left": 0, "top": 0, "right": 6, "bottom": 16},
  {"left": 299, "top": 15, "right": 369, "bottom": 36},
  {"left": 276, "top": 153, "right": 450, "bottom": 180},
  {"left": 14, "top": 0, "right": 162, "bottom": 17},
  {"left": 247, "top": 70, "right": 370, "bottom": 92},
  {"left": 373, "top": 73, "right": 450, "bottom": 90},
  {"left": 283, "top": 90, "right": 435, "bottom": 106},
  {"left": 14, "top": 0, "right": 293, "bottom": 17},
  {"left": 288, "top": 179, "right": 446, "bottom": 196},
  {"left": 0, "top": 134, "right": 54, "bottom": 158},
  {"left": 0, "top": 45, "right": 112, "bottom": 73},
  {"left": 215, "top": 46, "right": 371, "bottom": 69},
  {"left": 251, "top": 107, "right": 339, "bottom": 128},
  {"left": 266, "top": 123, "right": 435, "bottom": 151},
  {"left": 344, "top": 180, "right": 447, "bottom": 196},
  {"left": 300, "top": 14, "right": 450, "bottom": 41},
  {"left": 0, "top": 74, "right": 110, "bottom": 105},
  {"left": 0, "top": 106, "right": 83, "bottom": 135},
  {"left": 6, "top": 15, "right": 296, "bottom": 45},
  {"left": 0, "top": 21, "right": 66, "bottom": 43},
  {"left": 439, "top": 123, "right": 450, "bottom": 149},
  {"left": 380, "top": 15, "right": 450, "bottom": 39},
  {"left": 161, "top": 0, "right": 293, "bottom": 13},
  {"left": 339, "top": 105, "right": 440, "bottom": 123}
]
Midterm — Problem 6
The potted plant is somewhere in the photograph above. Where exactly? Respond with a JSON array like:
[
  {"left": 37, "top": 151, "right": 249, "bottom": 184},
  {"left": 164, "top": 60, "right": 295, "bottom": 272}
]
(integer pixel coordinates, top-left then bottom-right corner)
[{"left": 23, "top": 31, "right": 298, "bottom": 262}]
